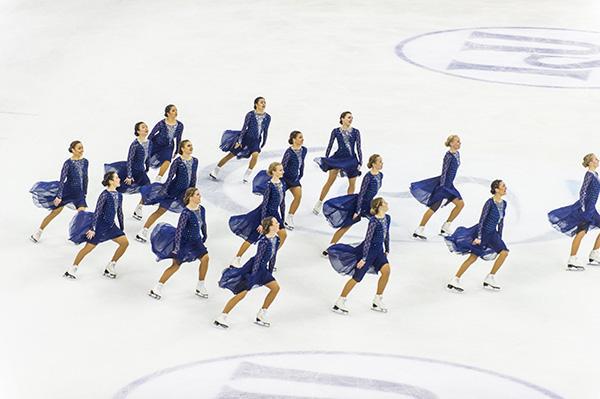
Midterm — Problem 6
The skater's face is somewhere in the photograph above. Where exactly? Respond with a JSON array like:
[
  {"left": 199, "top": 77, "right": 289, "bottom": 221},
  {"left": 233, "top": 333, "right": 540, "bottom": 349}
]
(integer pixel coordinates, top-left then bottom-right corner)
[
  {"left": 341, "top": 113, "right": 353, "bottom": 126},
  {"left": 495, "top": 181, "right": 507, "bottom": 196},
  {"left": 167, "top": 106, "right": 178, "bottom": 119},
  {"left": 72, "top": 143, "right": 84, "bottom": 157},
  {"left": 182, "top": 142, "right": 193, "bottom": 155},
  {"left": 380, "top": 199, "right": 389, "bottom": 213},
  {"left": 255, "top": 98, "right": 266, "bottom": 112},
  {"left": 191, "top": 190, "right": 201, "bottom": 205},
  {"left": 269, "top": 218, "right": 280, "bottom": 234},
  {"left": 590, "top": 155, "right": 599, "bottom": 168},
  {"left": 373, "top": 156, "right": 383, "bottom": 170},
  {"left": 111, "top": 173, "right": 121, "bottom": 188},
  {"left": 294, "top": 133, "right": 304, "bottom": 146},
  {"left": 450, "top": 137, "right": 461, "bottom": 150},
  {"left": 137, "top": 123, "right": 149, "bottom": 137},
  {"left": 274, "top": 164, "right": 284, "bottom": 178}
]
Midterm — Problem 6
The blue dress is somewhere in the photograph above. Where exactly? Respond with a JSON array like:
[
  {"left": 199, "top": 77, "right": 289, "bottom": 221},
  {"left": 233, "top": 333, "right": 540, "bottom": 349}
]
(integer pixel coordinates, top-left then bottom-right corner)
[
  {"left": 314, "top": 128, "right": 362, "bottom": 178},
  {"left": 220, "top": 111, "right": 271, "bottom": 159},
  {"left": 445, "top": 198, "right": 508, "bottom": 260},
  {"left": 252, "top": 146, "right": 307, "bottom": 194},
  {"left": 229, "top": 180, "right": 285, "bottom": 243},
  {"left": 104, "top": 139, "right": 151, "bottom": 194},
  {"left": 410, "top": 151, "right": 462, "bottom": 210},
  {"left": 30, "top": 158, "right": 89, "bottom": 209},
  {"left": 548, "top": 171, "right": 600, "bottom": 236},
  {"left": 323, "top": 172, "right": 383, "bottom": 228},
  {"left": 151, "top": 206, "right": 208, "bottom": 264},
  {"left": 140, "top": 156, "right": 198, "bottom": 213},
  {"left": 69, "top": 190, "right": 125, "bottom": 245},
  {"left": 328, "top": 214, "right": 391, "bottom": 282},
  {"left": 148, "top": 120, "right": 184, "bottom": 168},
  {"left": 219, "top": 235, "right": 279, "bottom": 294}
]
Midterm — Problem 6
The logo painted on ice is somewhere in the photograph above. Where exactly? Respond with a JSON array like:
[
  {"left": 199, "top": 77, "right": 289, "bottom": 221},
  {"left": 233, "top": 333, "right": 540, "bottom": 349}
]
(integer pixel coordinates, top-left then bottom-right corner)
[
  {"left": 396, "top": 27, "right": 600, "bottom": 88},
  {"left": 114, "top": 351, "right": 563, "bottom": 399}
]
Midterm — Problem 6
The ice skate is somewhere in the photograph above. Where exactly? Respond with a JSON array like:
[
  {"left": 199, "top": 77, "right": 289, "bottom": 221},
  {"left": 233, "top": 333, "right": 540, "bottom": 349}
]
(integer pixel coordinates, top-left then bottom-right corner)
[
  {"left": 447, "top": 276, "right": 464, "bottom": 293},
  {"left": 132, "top": 204, "right": 143, "bottom": 221},
  {"left": 254, "top": 308, "right": 270, "bottom": 327},
  {"left": 332, "top": 297, "right": 349, "bottom": 315},
  {"left": 136, "top": 227, "right": 149, "bottom": 243},
  {"left": 567, "top": 256, "right": 585, "bottom": 271},
  {"left": 30, "top": 229, "right": 43, "bottom": 243},
  {"left": 213, "top": 314, "right": 229, "bottom": 329},
  {"left": 312, "top": 200, "right": 323, "bottom": 215},
  {"left": 483, "top": 274, "right": 501, "bottom": 291},
  {"left": 412, "top": 226, "right": 427, "bottom": 241},
  {"left": 440, "top": 222, "right": 452, "bottom": 237},
  {"left": 371, "top": 295, "right": 388, "bottom": 313},
  {"left": 103, "top": 261, "right": 117, "bottom": 279}
]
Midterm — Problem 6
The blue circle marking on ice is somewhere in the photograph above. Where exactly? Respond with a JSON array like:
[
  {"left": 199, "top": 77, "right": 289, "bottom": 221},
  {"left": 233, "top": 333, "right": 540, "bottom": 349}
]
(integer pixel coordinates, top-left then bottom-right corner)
[
  {"left": 396, "top": 27, "right": 600, "bottom": 89},
  {"left": 114, "top": 351, "right": 564, "bottom": 399}
]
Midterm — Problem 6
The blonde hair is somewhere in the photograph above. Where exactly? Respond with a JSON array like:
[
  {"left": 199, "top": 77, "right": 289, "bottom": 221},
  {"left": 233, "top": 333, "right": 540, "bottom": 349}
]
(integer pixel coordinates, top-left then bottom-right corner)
[
  {"left": 367, "top": 154, "right": 381, "bottom": 169},
  {"left": 582, "top": 153, "right": 596, "bottom": 167},
  {"left": 183, "top": 187, "right": 198, "bottom": 205},
  {"left": 267, "top": 162, "right": 282, "bottom": 176},
  {"left": 445, "top": 134, "right": 459, "bottom": 147},
  {"left": 370, "top": 197, "right": 385, "bottom": 215}
]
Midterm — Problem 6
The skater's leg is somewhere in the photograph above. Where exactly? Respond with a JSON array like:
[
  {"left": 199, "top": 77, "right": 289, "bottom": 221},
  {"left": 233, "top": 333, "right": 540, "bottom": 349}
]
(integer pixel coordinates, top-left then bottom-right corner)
[
  {"left": 236, "top": 240, "right": 252, "bottom": 257},
  {"left": 330, "top": 226, "right": 352, "bottom": 245},
  {"left": 570, "top": 230, "right": 587, "bottom": 256},
  {"left": 447, "top": 199, "right": 465, "bottom": 223},
  {"left": 376, "top": 264, "right": 390, "bottom": 295},
  {"left": 144, "top": 207, "right": 167, "bottom": 229},
  {"left": 261, "top": 281, "right": 280, "bottom": 309},
  {"left": 157, "top": 160, "right": 170, "bottom": 178},
  {"left": 490, "top": 250, "right": 509, "bottom": 275},
  {"left": 455, "top": 254, "right": 478, "bottom": 278},
  {"left": 73, "top": 243, "right": 97, "bottom": 266},
  {"left": 318, "top": 170, "right": 338, "bottom": 201},
  {"left": 276, "top": 229, "right": 287, "bottom": 249},
  {"left": 248, "top": 152, "right": 259, "bottom": 170},
  {"left": 418, "top": 208, "right": 436, "bottom": 228},
  {"left": 158, "top": 260, "right": 181, "bottom": 284},
  {"left": 288, "top": 187, "right": 302, "bottom": 215},
  {"left": 347, "top": 177, "right": 357, "bottom": 195},
  {"left": 198, "top": 254, "right": 209, "bottom": 281},
  {"left": 39, "top": 207, "right": 64, "bottom": 230},
  {"left": 111, "top": 236, "right": 129, "bottom": 262},
  {"left": 340, "top": 278, "right": 358, "bottom": 297},
  {"left": 217, "top": 153, "right": 236, "bottom": 168},
  {"left": 223, "top": 290, "right": 247, "bottom": 313}
]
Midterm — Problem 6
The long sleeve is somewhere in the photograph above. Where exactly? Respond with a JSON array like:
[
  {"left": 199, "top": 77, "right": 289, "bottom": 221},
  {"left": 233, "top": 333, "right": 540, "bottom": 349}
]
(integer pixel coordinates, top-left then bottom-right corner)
[
  {"left": 174, "top": 122, "right": 183, "bottom": 159},
  {"left": 439, "top": 152, "right": 452, "bottom": 186},
  {"left": 189, "top": 158, "right": 198, "bottom": 187},
  {"left": 298, "top": 148, "right": 307, "bottom": 180},
  {"left": 91, "top": 192, "right": 108, "bottom": 232},
  {"left": 56, "top": 160, "right": 70, "bottom": 198},
  {"left": 200, "top": 206, "right": 207, "bottom": 243},
  {"left": 579, "top": 172, "right": 594, "bottom": 214},
  {"left": 145, "top": 142, "right": 151, "bottom": 171},
  {"left": 498, "top": 202, "right": 506, "bottom": 237},
  {"left": 237, "top": 112, "right": 253, "bottom": 144},
  {"left": 268, "top": 237, "right": 280, "bottom": 272},
  {"left": 355, "top": 130, "right": 363, "bottom": 166},
  {"left": 477, "top": 199, "right": 492, "bottom": 239},
  {"left": 355, "top": 174, "right": 371, "bottom": 215},
  {"left": 325, "top": 130, "right": 336, "bottom": 158},
  {"left": 126, "top": 141, "right": 137, "bottom": 179},
  {"left": 362, "top": 218, "right": 377, "bottom": 260},
  {"left": 260, "top": 115, "right": 270, "bottom": 148},
  {"left": 82, "top": 160, "right": 88, "bottom": 196},
  {"left": 252, "top": 239, "right": 268, "bottom": 274},
  {"left": 279, "top": 189, "right": 286, "bottom": 220},
  {"left": 149, "top": 121, "right": 161, "bottom": 143},
  {"left": 384, "top": 215, "right": 391, "bottom": 253},
  {"left": 163, "top": 157, "right": 180, "bottom": 192},
  {"left": 281, "top": 149, "right": 292, "bottom": 174},
  {"left": 260, "top": 183, "right": 272, "bottom": 219},
  {"left": 117, "top": 193, "right": 124, "bottom": 231},
  {"left": 173, "top": 210, "right": 190, "bottom": 254}
]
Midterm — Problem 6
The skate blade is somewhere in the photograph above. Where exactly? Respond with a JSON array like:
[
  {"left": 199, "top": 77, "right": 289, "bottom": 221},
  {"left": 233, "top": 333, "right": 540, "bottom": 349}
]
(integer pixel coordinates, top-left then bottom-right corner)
[
  {"left": 63, "top": 272, "right": 76, "bottom": 280},
  {"left": 371, "top": 306, "right": 388, "bottom": 313},
  {"left": 331, "top": 307, "right": 349, "bottom": 315},
  {"left": 195, "top": 290, "right": 208, "bottom": 299},
  {"left": 483, "top": 283, "right": 500, "bottom": 291},
  {"left": 148, "top": 291, "right": 161, "bottom": 300},
  {"left": 213, "top": 321, "right": 229, "bottom": 329},
  {"left": 412, "top": 234, "right": 427, "bottom": 241},
  {"left": 103, "top": 271, "right": 117, "bottom": 279},
  {"left": 254, "top": 319, "right": 270, "bottom": 327},
  {"left": 30, "top": 236, "right": 39, "bottom": 243},
  {"left": 132, "top": 214, "right": 142, "bottom": 221},
  {"left": 587, "top": 260, "right": 600, "bottom": 266},
  {"left": 284, "top": 224, "right": 294, "bottom": 231},
  {"left": 566, "top": 265, "right": 585, "bottom": 271},
  {"left": 446, "top": 284, "right": 463, "bottom": 293},
  {"left": 135, "top": 236, "right": 147, "bottom": 243},
  {"left": 209, "top": 174, "right": 218, "bottom": 181}
]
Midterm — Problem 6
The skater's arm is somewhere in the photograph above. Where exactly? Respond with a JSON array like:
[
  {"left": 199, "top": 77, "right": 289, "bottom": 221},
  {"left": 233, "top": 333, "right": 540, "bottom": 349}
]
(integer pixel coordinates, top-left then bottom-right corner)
[
  {"left": 163, "top": 157, "right": 179, "bottom": 190},
  {"left": 56, "top": 160, "right": 70, "bottom": 198},
  {"left": 117, "top": 193, "right": 124, "bottom": 231},
  {"left": 298, "top": 148, "right": 307, "bottom": 180},
  {"left": 126, "top": 141, "right": 137, "bottom": 180},
  {"left": 173, "top": 122, "right": 183, "bottom": 159},
  {"left": 252, "top": 239, "right": 267, "bottom": 274},
  {"left": 260, "top": 183, "right": 272, "bottom": 220},
  {"left": 260, "top": 115, "right": 270, "bottom": 148},
  {"left": 579, "top": 172, "right": 593, "bottom": 214},
  {"left": 477, "top": 199, "right": 492, "bottom": 240},
  {"left": 355, "top": 129, "right": 362, "bottom": 167},
  {"left": 498, "top": 201, "right": 506, "bottom": 237},
  {"left": 200, "top": 207, "right": 207, "bottom": 243},
  {"left": 82, "top": 160, "right": 89, "bottom": 196},
  {"left": 173, "top": 210, "right": 190, "bottom": 255},
  {"left": 362, "top": 218, "right": 376, "bottom": 261},
  {"left": 355, "top": 174, "right": 370, "bottom": 215},
  {"left": 189, "top": 159, "right": 197, "bottom": 187},
  {"left": 384, "top": 215, "right": 391, "bottom": 254},
  {"left": 91, "top": 191, "right": 107, "bottom": 232},
  {"left": 325, "top": 130, "right": 336, "bottom": 158},
  {"left": 237, "top": 112, "right": 252, "bottom": 145},
  {"left": 439, "top": 152, "right": 452, "bottom": 186},
  {"left": 281, "top": 149, "right": 292, "bottom": 176}
]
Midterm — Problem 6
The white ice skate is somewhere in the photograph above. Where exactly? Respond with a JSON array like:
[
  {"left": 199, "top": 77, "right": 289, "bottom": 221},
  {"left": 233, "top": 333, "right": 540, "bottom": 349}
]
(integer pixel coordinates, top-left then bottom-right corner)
[
  {"left": 132, "top": 204, "right": 143, "bottom": 221},
  {"left": 242, "top": 169, "right": 252, "bottom": 183},
  {"left": 103, "top": 261, "right": 117, "bottom": 279},
  {"left": 63, "top": 265, "right": 78, "bottom": 280},
  {"left": 209, "top": 166, "right": 221, "bottom": 181},
  {"left": 30, "top": 229, "right": 43, "bottom": 243},
  {"left": 440, "top": 222, "right": 452, "bottom": 237},
  {"left": 567, "top": 256, "right": 585, "bottom": 271},
  {"left": 284, "top": 214, "right": 295, "bottom": 231},
  {"left": 447, "top": 276, "right": 464, "bottom": 293},
  {"left": 254, "top": 308, "right": 271, "bottom": 327},
  {"left": 195, "top": 281, "right": 208, "bottom": 298},
  {"left": 231, "top": 256, "right": 242, "bottom": 267},
  {"left": 588, "top": 250, "right": 600, "bottom": 265},
  {"left": 483, "top": 274, "right": 501, "bottom": 291},
  {"left": 412, "top": 226, "right": 427, "bottom": 241},
  {"left": 213, "top": 314, "right": 229, "bottom": 329},
  {"left": 371, "top": 295, "right": 388, "bottom": 313},
  {"left": 136, "top": 227, "right": 149, "bottom": 243},
  {"left": 332, "top": 297, "right": 349, "bottom": 315}
]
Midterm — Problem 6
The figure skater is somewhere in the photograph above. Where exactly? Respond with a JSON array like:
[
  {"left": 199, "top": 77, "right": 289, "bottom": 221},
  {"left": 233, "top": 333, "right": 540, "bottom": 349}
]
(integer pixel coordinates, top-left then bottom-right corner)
[
  {"left": 214, "top": 216, "right": 281, "bottom": 329},
  {"left": 30, "top": 140, "right": 88, "bottom": 243},
  {"left": 64, "top": 171, "right": 129, "bottom": 279},
  {"left": 411, "top": 134, "right": 464, "bottom": 240},
  {"left": 322, "top": 154, "right": 383, "bottom": 256},
  {"left": 148, "top": 104, "right": 184, "bottom": 182},
  {"left": 210, "top": 97, "right": 271, "bottom": 183},
  {"left": 148, "top": 187, "right": 210, "bottom": 299},
  {"left": 313, "top": 111, "right": 362, "bottom": 214},
  {"left": 327, "top": 197, "right": 391, "bottom": 315},
  {"left": 136, "top": 140, "right": 198, "bottom": 242},
  {"left": 444, "top": 180, "right": 509, "bottom": 292},
  {"left": 548, "top": 153, "right": 600, "bottom": 270}
]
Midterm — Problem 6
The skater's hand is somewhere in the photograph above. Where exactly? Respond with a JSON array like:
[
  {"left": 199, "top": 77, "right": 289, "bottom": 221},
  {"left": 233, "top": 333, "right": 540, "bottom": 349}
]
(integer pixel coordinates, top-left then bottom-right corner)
[
  {"left": 257, "top": 225, "right": 263, "bottom": 234},
  {"left": 353, "top": 213, "right": 359, "bottom": 220},
  {"left": 234, "top": 142, "right": 241, "bottom": 149},
  {"left": 472, "top": 238, "right": 481, "bottom": 245},
  {"left": 53, "top": 197, "right": 62, "bottom": 207},
  {"left": 357, "top": 259, "right": 366, "bottom": 269},
  {"left": 125, "top": 177, "right": 133, "bottom": 185},
  {"left": 86, "top": 230, "right": 95, "bottom": 239}
]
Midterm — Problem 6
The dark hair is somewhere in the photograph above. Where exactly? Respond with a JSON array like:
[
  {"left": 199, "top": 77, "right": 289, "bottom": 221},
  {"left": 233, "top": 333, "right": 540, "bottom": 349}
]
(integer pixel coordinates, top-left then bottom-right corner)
[
  {"left": 370, "top": 197, "right": 385, "bottom": 215},
  {"left": 490, "top": 179, "right": 503, "bottom": 194},
  {"left": 253, "top": 97, "right": 265, "bottom": 110},
  {"left": 164, "top": 104, "right": 176, "bottom": 117},
  {"left": 102, "top": 171, "right": 117, "bottom": 187},
  {"left": 68, "top": 140, "right": 82, "bottom": 153},
  {"left": 260, "top": 216, "right": 276, "bottom": 234},
  {"left": 339, "top": 111, "right": 352, "bottom": 124},
  {"left": 178, "top": 139, "right": 191, "bottom": 155},
  {"left": 134, "top": 121, "right": 145, "bottom": 136},
  {"left": 367, "top": 154, "right": 381, "bottom": 169},
  {"left": 183, "top": 187, "right": 199, "bottom": 205},
  {"left": 288, "top": 130, "right": 302, "bottom": 145}
]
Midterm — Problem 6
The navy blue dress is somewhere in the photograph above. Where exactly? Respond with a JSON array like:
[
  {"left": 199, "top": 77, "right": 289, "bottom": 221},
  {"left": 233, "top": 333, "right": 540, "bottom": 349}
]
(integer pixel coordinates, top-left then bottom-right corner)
[
  {"left": 445, "top": 198, "right": 508, "bottom": 260},
  {"left": 229, "top": 181, "right": 285, "bottom": 244},
  {"left": 314, "top": 128, "right": 362, "bottom": 178},
  {"left": 219, "top": 235, "right": 279, "bottom": 294},
  {"left": 104, "top": 139, "right": 151, "bottom": 194},
  {"left": 548, "top": 171, "right": 600, "bottom": 236},
  {"left": 148, "top": 120, "right": 184, "bottom": 168},
  {"left": 30, "top": 158, "right": 89, "bottom": 209},
  {"left": 151, "top": 206, "right": 208, "bottom": 264},
  {"left": 328, "top": 215, "right": 391, "bottom": 282},
  {"left": 69, "top": 190, "right": 125, "bottom": 245},
  {"left": 140, "top": 156, "right": 198, "bottom": 213},
  {"left": 252, "top": 146, "right": 307, "bottom": 194},
  {"left": 410, "top": 151, "right": 462, "bottom": 210},
  {"left": 220, "top": 111, "right": 271, "bottom": 159},
  {"left": 323, "top": 172, "right": 383, "bottom": 228}
]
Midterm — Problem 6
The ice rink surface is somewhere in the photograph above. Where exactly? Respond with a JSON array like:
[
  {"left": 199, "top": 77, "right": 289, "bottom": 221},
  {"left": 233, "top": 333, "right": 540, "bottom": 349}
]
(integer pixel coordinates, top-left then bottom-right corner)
[{"left": 2, "top": 1, "right": 600, "bottom": 398}]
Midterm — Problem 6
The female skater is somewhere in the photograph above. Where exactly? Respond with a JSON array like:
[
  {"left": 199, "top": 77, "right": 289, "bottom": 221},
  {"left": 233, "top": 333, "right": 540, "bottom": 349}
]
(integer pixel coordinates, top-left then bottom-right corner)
[
  {"left": 313, "top": 111, "right": 363, "bottom": 215},
  {"left": 253, "top": 131, "right": 307, "bottom": 230},
  {"left": 322, "top": 154, "right": 383, "bottom": 256},
  {"left": 148, "top": 104, "right": 184, "bottom": 182},
  {"left": 229, "top": 162, "right": 287, "bottom": 266},
  {"left": 210, "top": 97, "right": 271, "bottom": 183},
  {"left": 411, "top": 134, "right": 464, "bottom": 240},
  {"left": 214, "top": 216, "right": 281, "bottom": 329},
  {"left": 548, "top": 153, "right": 600, "bottom": 270},
  {"left": 136, "top": 140, "right": 198, "bottom": 243},
  {"left": 444, "top": 180, "right": 509, "bottom": 292},
  {"left": 327, "top": 197, "right": 391, "bottom": 315},
  {"left": 64, "top": 171, "right": 129, "bottom": 279},
  {"left": 30, "top": 140, "right": 88, "bottom": 243},
  {"left": 104, "top": 121, "right": 151, "bottom": 220},
  {"left": 148, "top": 187, "right": 209, "bottom": 300}
]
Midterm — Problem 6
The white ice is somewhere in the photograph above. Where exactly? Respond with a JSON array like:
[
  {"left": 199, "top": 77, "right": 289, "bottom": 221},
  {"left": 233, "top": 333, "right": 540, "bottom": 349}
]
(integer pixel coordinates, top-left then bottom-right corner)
[{"left": 1, "top": 0, "right": 600, "bottom": 398}]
